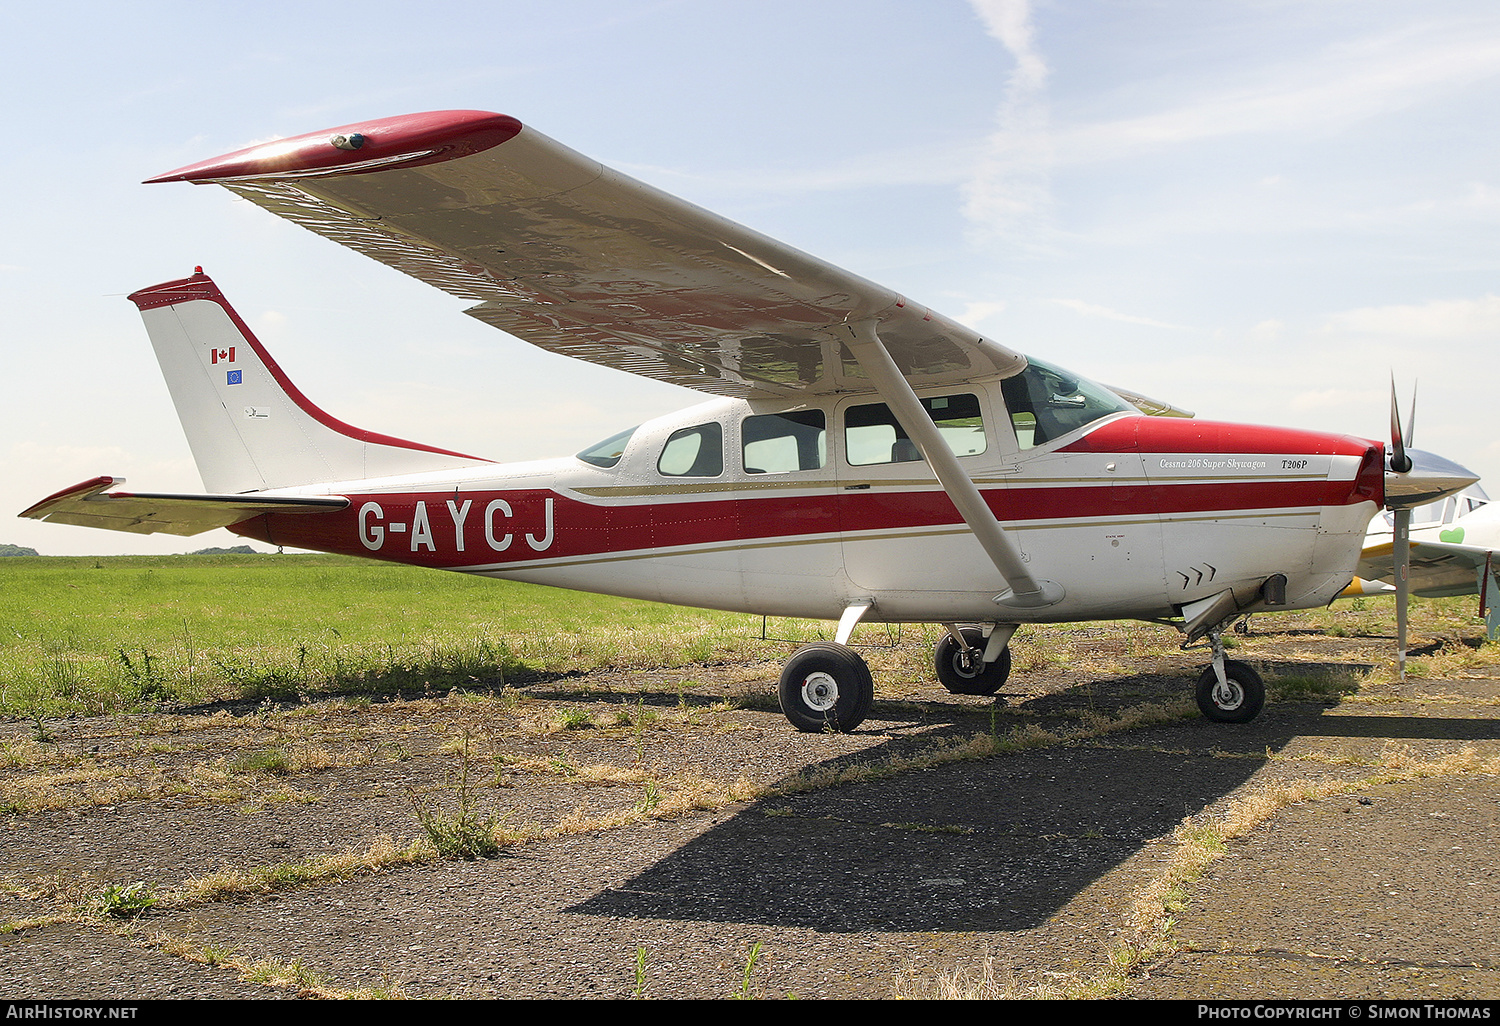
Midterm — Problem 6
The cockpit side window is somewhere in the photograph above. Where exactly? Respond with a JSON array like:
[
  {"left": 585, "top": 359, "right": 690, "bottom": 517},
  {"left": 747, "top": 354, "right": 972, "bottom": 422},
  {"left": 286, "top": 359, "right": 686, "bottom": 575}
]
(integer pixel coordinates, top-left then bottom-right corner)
[
  {"left": 844, "top": 393, "right": 986, "bottom": 466},
  {"left": 658, "top": 422, "right": 724, "bottom": 477},
  {"left": 576, "top": 425, "right": 637, "bottom": 468},
  {"left": 743, "top": 410, "right": 826, "bottom": 474},
  {"left": 1000, "top": 358, "right": 1134, "bottom": 450}
]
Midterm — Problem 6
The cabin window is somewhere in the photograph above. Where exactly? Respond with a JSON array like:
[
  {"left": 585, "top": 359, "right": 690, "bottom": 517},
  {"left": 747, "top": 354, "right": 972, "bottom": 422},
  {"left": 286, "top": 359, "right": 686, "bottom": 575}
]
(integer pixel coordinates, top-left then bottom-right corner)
[
  {"left": 743, "top": 410, "right": 826, "bottom": 474},
  {"left": 1000, "top": 358, "right": 1133, "bottom": 449},
  {"left": 577, "top": 425, "right": 637, "bottom": 468},
  {"left": 843, "top": 393, "right": 986, "bottom": 467},
  {"left": 657, "top": 422, "right": 724, "bottom": 477}
]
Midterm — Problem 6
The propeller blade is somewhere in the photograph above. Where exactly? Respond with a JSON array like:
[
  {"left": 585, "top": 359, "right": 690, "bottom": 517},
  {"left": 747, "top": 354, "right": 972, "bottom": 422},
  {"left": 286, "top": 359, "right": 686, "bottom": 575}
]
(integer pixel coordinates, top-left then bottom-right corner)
[
  {"left": 1405, "top": 381, "right": 1417, "bottom": 453},
  {"left": 1389, "top": 376, "right": 1412, "bottom": 474}
]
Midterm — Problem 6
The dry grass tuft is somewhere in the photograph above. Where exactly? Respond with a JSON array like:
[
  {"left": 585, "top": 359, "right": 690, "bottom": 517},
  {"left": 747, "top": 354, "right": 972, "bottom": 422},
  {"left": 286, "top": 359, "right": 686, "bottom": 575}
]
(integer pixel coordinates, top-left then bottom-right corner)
[
  {"left": 893, "top": 950, "right": 1031, "bottom": 999},
  {"left": 175, "top": 836, "right": 427, "bottom": 904}
]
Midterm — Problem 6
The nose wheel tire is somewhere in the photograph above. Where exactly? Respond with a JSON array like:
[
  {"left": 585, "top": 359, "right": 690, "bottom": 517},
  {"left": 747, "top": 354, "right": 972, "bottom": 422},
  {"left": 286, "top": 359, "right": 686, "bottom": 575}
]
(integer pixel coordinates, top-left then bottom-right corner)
[
  {"left": 778, "top": 642, "right": 874, "bottom": 733},
  {"left": 1195, "top": 661, "right": 1264, "bottom": 723},
  {"left": 934, "top": 627, "right": 1012, "bottom": 696}
]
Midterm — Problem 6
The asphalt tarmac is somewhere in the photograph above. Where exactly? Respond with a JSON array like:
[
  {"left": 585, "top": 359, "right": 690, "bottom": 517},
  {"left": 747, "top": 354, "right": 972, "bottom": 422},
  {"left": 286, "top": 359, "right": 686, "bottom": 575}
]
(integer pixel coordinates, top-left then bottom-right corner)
[{"left": 1, "top": 639, "right": 1497, "bottom": 1001}]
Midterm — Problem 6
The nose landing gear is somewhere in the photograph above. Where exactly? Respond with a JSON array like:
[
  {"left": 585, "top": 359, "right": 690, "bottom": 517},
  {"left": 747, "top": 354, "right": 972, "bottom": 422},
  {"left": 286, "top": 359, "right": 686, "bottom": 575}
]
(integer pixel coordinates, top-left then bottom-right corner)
[
  {"left": 933, "top": 624, "right": 1015, "bottom": 696},
  {"left": 1195, "top": 627, "right": 1264, "bottom": 723}
]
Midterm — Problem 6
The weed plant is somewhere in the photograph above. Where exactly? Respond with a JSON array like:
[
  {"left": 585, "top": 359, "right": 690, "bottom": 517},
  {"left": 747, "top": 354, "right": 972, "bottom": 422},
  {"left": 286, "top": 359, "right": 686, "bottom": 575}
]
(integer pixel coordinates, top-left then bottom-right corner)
[
  {"left": 91, "top": 881, "right": 157, "bottom": 919},
  {"left": 409, "top": 734, "right": 502, "bottom": 859}
]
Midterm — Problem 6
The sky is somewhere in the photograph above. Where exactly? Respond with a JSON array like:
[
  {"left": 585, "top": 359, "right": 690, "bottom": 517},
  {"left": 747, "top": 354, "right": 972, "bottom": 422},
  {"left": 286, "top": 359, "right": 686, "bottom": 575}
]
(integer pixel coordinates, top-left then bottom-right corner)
[{"left": 4, "top": 0, "right": 1499, "bottom": 555}]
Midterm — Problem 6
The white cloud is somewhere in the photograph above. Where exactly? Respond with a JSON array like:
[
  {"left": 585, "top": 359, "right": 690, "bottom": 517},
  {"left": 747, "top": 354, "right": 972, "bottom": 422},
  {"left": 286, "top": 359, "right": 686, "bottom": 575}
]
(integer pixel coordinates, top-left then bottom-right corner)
[
  {"left": 1047, "top": 297, "right": 1187, "bottom": 331},
  {"left": 1055, "top": 23, "right": 1500, "bottom": 164},
  {"left": 1284, "top": 386, "right": 1385, "bottom": 416},
  {"left": 1323, "top": 295, "right": 1500, "bottom": 341},
  {"left": 963, "top": 0, "right": 1055, "bottom": 243},
  {"left": 1247, "top": 320, "right": 1285, "bottom": 344},
  {"left": 955, "top": 300, "right": 1008, "bottom": 327},
  {"left": 969, "top": 0, "right": 1048, "bottom": 92},
  {"left": 1461, "top": 183, "right": 1500, "bottom": 210}
]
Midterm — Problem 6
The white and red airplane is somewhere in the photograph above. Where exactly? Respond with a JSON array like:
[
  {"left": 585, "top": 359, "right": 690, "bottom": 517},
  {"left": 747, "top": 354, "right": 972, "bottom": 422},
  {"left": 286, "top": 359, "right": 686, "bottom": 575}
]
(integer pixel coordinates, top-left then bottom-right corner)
[{"left": 20, "top": 110, "right": 1478, "bottom": 731}]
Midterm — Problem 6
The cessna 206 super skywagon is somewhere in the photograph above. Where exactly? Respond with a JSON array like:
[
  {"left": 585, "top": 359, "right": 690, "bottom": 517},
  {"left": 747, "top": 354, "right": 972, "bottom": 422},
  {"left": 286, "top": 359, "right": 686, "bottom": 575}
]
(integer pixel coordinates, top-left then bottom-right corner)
[{"left": 22, "top": 110, "right": 1478, "bottom": 731}]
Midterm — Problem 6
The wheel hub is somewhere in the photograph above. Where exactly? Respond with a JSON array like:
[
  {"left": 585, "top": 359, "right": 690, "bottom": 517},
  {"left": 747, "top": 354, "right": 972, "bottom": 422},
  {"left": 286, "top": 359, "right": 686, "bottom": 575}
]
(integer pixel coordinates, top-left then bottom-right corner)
[
  {"left": 1213, "top": 681, "right": 1243, "bottom": 709},
  {"left": 800, "top": 671, "right": 839, "bottom": 711}
]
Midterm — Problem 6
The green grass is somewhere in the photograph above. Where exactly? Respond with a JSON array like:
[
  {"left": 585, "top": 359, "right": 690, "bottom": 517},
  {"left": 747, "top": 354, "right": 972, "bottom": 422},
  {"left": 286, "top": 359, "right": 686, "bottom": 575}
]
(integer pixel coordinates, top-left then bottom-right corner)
[
  {"left": 3, "top": 554, "right": 1488, "bottom": 720},
  {"left": 0, "top": 554, "right": 830, "bottom": 718}
]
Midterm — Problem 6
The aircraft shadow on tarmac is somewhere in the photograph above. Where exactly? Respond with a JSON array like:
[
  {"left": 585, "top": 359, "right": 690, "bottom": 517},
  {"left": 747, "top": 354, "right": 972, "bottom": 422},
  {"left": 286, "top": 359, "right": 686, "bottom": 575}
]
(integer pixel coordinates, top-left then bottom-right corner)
[{"left": 566, "top": 673, "right": 1500, "bottom": 934}]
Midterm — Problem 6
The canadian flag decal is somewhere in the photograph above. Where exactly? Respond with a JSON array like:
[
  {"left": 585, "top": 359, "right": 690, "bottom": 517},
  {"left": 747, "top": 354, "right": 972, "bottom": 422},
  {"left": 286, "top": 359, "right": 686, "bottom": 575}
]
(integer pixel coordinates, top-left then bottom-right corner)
[{"left": 210, "top": 347, "right": 236, "bottom": 364}]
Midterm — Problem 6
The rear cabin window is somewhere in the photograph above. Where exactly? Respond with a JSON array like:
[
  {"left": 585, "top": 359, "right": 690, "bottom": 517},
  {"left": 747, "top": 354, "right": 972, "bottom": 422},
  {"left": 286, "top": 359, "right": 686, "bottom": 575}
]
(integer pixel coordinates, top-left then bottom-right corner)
[
  {"left": 657, "top": 422, "right": 724, "bottom": 477},
  {"left": 844, "top": 394, "right": 986, "bottom": 466},
  {"left": 743, "top": 410, "right": 826, "bottom": 474}
]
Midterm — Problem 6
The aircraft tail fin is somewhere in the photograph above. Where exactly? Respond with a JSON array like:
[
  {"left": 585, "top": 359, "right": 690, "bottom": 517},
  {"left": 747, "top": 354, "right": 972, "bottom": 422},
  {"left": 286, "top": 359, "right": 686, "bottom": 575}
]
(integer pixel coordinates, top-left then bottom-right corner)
[{"left": 130, "top": 271, "right": 492, "bottom": 494}]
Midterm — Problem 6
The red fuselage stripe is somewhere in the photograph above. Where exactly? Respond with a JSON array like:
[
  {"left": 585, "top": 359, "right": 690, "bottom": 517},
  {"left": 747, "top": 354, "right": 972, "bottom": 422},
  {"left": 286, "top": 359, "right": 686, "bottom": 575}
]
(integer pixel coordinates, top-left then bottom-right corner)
[{"left": 233, "top": 474, "right": 1370, "bottom": 568}]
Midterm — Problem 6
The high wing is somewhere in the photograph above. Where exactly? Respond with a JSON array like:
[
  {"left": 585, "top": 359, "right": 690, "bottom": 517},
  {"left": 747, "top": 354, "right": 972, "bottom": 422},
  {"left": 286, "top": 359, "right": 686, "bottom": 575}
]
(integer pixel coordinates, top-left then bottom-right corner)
[
  {"left": 20, "top": 477, "right": 348, "bottom": 537},
  {"left": 147, "top": 111, "right": 1024, "bottom": 400}
]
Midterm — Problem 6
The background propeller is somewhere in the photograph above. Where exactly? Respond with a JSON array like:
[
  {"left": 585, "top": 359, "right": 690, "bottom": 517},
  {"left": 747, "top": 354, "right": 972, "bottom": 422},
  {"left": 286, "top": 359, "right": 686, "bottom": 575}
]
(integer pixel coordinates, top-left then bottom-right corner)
[{"left": 1384, "top": 379, "right": 1478, "bottom": 679}]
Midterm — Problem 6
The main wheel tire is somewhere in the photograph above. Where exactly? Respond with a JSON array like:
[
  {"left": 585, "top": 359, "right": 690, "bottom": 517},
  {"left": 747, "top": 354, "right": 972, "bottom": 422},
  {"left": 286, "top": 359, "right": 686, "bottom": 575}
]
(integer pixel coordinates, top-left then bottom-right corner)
[
  {"left": 1195, "top": 660, "right": 1265, "bottom": 723},
  {"left": 778, "top": 642, "right": 874, "bottom": 733},
  {"left": 934, "top": 627, "right": 1012, "bottom": 696}
]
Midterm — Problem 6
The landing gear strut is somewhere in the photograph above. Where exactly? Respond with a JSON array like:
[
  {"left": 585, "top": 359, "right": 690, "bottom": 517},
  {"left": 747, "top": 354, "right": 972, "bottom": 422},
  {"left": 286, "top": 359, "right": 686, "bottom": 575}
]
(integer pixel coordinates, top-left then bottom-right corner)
[{"left": 1195, "top": 627, "right": 1264, "bottom": 723}]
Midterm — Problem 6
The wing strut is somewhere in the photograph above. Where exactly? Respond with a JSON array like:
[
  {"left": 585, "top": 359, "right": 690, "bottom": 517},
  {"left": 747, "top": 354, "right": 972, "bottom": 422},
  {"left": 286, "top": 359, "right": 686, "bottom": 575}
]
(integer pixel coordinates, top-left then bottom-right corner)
[{"left": 839, "top": 319, "right": 1063, "bottom": 610}]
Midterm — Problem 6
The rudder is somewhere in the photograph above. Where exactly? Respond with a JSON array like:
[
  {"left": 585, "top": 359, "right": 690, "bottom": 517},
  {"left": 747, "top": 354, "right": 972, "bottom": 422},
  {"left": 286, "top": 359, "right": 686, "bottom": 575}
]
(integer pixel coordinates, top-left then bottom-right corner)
[{"left": 130, "top": 271, "right": 491, "bottom": 493}]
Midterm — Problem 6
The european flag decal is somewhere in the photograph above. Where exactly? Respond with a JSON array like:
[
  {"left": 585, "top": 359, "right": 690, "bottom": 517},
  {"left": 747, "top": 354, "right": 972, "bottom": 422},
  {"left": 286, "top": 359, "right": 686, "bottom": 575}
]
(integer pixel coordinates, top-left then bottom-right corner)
[{"left": 227, "top": 370, "right": 243, "bottom": 385}]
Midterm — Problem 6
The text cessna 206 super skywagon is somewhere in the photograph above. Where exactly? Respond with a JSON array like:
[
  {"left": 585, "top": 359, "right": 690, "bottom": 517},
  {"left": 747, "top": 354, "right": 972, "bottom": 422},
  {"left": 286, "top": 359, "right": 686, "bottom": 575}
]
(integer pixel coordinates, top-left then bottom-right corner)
[{"left": 22, "top": 110, "right": 1477, "bottom": 732}]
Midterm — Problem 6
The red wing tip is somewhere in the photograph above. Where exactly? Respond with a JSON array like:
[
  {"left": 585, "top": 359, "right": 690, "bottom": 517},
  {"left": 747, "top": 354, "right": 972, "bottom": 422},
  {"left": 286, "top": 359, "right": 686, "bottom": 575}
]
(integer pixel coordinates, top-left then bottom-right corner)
[{"left": 145, "top": 110, "right": 523, "bottom": 184}]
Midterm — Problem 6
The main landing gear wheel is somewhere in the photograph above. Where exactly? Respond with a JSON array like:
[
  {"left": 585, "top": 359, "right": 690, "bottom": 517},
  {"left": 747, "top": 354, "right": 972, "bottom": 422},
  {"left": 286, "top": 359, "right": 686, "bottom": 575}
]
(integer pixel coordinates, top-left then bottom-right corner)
[
  {"left": 778, "top": 642, "right": 874, "bottom": 733},
  {"left": 934, "top": 627, "right": 1012, "bottom": 696},
  {"left": 1195, "top": 661, "right": 1264, "bottom": 723}
]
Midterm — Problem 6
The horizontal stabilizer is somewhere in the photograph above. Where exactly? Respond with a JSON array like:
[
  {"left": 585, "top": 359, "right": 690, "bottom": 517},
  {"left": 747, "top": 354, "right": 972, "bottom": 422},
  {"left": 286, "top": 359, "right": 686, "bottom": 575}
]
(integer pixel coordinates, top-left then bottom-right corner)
[{"left": 19, "top": 476, "right": 347, "bottom": 537}]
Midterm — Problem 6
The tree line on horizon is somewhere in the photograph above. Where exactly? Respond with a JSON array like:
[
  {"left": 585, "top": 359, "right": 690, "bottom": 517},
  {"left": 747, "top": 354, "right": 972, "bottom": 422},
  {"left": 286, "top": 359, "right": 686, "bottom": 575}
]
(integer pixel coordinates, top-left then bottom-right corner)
[{"left": 0, "top": 544, "right": 264, "bottom": 557}]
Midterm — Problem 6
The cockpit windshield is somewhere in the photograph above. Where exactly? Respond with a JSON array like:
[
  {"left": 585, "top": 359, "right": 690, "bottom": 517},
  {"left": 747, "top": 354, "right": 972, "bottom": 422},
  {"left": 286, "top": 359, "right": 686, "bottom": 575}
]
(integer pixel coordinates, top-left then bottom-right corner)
[
  {"left": 1000, "top": 357, "right": 1134, "bottom": 449},
  {"left": 576, "top": 425, "right": 637, "bottom": 468}
]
